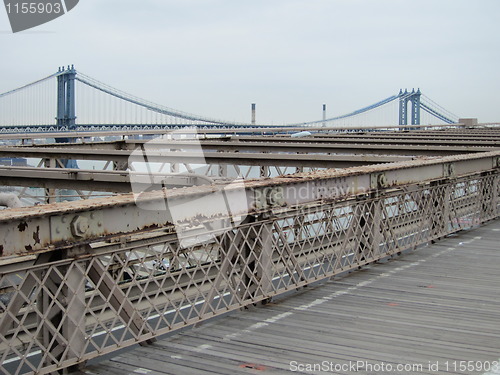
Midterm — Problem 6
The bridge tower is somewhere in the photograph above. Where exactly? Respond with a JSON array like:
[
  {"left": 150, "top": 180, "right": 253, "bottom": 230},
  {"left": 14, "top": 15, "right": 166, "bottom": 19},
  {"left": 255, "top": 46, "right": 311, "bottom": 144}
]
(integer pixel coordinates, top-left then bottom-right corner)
[
  {"left": 56, "top": 65, "right": 76, "bottom": 129},
  {"left": 399, "top": 88, "right": 421, "bottom": 127},
  {"left": 55, "top": 66, "right": 78, "bottom": 169}
]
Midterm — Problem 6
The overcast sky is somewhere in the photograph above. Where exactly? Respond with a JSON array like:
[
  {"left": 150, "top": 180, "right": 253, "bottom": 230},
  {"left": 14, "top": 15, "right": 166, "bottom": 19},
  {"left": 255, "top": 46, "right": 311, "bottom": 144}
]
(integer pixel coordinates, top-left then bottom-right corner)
[{"left": 1, "top": 0, "right": 499, "bottom": 124}]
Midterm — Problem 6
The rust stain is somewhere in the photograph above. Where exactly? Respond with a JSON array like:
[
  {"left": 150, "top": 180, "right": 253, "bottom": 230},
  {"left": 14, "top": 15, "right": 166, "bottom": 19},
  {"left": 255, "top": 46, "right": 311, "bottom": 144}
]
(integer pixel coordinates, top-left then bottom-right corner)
[
  {"left": 142, "top": 223, "right": 161, "bottom": 230},
  {"left": 33, "top": 226, "right": 41, "bottom": 244},
  {"left": 18, "top": 221, "right": 28, "bottom": 232},
  {"left": 239, "top": 363, "right": 268, "bottom": 371}
]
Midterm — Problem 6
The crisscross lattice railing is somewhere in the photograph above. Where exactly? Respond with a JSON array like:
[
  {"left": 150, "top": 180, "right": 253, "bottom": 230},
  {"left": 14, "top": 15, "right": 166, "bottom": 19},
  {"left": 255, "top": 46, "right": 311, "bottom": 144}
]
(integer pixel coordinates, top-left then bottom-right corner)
[{"left": 0, "top": 153, "right": 499, "bottom": 375}]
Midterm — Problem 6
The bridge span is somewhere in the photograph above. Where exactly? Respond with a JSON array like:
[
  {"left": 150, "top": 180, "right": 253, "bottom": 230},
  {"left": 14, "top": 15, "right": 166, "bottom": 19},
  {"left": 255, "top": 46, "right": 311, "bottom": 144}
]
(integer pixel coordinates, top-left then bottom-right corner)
[
  {"left": 0, "top": 66, "right": 458, "bottom": 131},
  {"left": 0, "top": 123, "right": 499, "bottom": 374}
]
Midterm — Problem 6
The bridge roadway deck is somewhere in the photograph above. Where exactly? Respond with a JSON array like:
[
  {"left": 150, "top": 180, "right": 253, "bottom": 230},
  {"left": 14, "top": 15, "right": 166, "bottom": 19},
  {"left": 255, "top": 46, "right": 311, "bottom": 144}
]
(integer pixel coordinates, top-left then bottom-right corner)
[{"left": 82, "top": 220, "right": 500, "bottom": 375}]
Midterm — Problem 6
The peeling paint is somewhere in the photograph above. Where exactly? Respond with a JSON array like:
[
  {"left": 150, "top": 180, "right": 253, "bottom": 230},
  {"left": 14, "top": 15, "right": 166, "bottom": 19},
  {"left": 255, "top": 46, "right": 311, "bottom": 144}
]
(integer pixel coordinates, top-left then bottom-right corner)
[
  {"left": 18, "top": 221, "right": 28, "bottom": 232},
  {"left": 33, "top": 226, "right": 41, "bottom": 244}
]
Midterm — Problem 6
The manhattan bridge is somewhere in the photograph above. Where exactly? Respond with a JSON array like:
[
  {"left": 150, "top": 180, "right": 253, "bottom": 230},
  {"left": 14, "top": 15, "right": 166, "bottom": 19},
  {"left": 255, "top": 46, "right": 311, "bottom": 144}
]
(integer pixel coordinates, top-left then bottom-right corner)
[{"left": 0, "top": 65, "right": 458, "bottom": 132}]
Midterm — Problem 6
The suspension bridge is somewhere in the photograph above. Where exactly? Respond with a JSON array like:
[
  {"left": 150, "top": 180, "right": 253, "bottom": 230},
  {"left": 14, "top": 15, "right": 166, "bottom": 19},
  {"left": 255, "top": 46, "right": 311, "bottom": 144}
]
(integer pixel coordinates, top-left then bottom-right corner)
[
  {"left": 0, "top": 65, "right": 459, "bottom": 133},
  {"left": 0, "top": 66, "right": 499, "bottom": 375}
]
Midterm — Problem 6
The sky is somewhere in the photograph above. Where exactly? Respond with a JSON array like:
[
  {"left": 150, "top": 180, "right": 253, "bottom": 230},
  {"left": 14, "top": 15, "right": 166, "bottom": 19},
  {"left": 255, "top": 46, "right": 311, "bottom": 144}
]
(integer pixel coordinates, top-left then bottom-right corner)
[{"left": 1, "top": 0, "right": 499, "bottom": 124}]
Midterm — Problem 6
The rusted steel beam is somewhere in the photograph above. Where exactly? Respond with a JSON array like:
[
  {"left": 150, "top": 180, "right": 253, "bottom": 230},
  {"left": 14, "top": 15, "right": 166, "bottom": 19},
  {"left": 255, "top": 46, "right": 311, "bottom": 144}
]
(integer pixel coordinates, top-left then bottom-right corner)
[
  {"left": 34, "top": 139, "right": 495, "bottom": 157},
  {"left": 0, "top": 166, "right": 212, "bottom": 192},
  {"left": 0, "top": 151, "right": 499, "bottom": 258},
  {"left": 232, "top": 135, "right": 500, "bottom": 147},
  {"left": 0, "top": 146, "right": 410, "bottom": 167}
]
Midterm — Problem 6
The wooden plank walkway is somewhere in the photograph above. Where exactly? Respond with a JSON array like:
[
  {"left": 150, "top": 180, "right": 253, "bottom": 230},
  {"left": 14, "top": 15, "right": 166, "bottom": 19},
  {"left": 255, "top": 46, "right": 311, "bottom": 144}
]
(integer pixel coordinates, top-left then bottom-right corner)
[{"left": 82, "top": 220, "right": 500, "bottom": 375}]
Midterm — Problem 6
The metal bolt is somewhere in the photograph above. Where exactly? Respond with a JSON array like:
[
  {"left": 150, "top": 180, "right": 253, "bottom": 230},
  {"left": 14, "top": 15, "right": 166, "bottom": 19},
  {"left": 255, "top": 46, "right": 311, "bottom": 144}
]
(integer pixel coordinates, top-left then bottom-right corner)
[
  {"left": 71, "top": 216, "right": 90, "bottom": 238},
  {"left": 377, "top": 174, "right": 388, "bottom": 188}
]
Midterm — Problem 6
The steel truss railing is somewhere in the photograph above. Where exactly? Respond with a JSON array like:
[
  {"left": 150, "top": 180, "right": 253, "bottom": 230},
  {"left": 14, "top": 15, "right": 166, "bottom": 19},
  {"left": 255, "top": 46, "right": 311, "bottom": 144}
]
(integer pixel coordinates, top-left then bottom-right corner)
[{"left": 0, "top": 153, "right": 499, "bottom": 374}]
